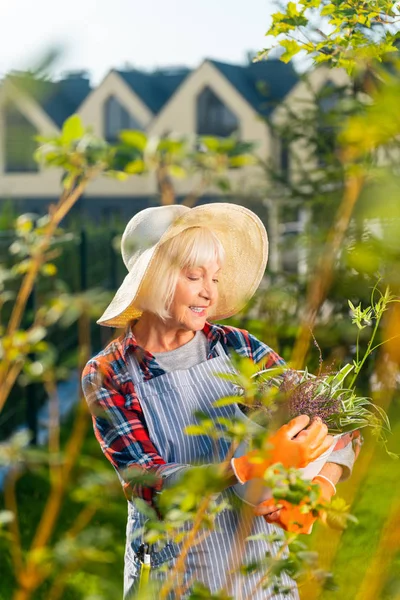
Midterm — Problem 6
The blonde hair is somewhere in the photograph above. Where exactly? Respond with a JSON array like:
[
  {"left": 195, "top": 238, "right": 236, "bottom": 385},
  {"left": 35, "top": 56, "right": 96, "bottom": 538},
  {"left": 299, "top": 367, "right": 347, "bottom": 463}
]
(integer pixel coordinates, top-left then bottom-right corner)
[{"left": 136, "top": 226, "right": 225, "bottom": 321}]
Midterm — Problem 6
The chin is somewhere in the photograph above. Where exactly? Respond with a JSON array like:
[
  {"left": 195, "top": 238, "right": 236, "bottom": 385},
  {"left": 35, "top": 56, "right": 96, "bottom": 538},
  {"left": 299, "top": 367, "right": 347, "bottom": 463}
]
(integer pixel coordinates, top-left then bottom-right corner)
[
  {"left": 187, "top": 314, "right": 208, "bottom": 331},
  {"left": 173, "top": 308, "right": 210, "bottom": 331}
]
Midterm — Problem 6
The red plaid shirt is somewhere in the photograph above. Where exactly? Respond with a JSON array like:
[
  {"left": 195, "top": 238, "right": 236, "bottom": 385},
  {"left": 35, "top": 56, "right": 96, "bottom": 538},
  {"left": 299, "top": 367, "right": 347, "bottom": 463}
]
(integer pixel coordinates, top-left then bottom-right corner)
[{"left": 82, "top": 322, "right": 284, "bottom": 507}]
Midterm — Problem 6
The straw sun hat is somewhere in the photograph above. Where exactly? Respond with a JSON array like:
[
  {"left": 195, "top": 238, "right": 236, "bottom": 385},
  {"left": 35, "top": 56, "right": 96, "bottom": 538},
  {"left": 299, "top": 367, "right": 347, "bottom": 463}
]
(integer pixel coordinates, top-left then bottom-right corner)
[{"left": 97, "top": 203, "right": 268, "bottom": 327}]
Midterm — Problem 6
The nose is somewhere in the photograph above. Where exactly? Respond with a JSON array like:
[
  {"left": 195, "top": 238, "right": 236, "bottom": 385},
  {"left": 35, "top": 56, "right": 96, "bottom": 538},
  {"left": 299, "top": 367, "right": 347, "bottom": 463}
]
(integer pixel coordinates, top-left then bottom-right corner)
[
  {"left": 200, "top": 287, "right": 210, "bottom": 301},
  {"left": 200, "top": 278, "right": 217, "bottom": 303}
]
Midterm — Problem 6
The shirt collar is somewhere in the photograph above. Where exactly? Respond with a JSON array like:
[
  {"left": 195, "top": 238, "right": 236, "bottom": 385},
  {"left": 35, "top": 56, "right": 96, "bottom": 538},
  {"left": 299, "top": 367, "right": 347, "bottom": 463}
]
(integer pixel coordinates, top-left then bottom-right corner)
[
  {"left": 202, "top": 321, "right": 227, "bottom": 356},
  {"left": 119, "top": 320, "right": 227, "bottom": 364}
]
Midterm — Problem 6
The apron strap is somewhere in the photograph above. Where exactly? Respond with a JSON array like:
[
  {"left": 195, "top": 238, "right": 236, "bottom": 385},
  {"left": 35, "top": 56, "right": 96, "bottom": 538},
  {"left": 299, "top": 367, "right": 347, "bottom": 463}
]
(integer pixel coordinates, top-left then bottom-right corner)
[{"left": 127, "top": 349, "right": 144, "bottom": 384}]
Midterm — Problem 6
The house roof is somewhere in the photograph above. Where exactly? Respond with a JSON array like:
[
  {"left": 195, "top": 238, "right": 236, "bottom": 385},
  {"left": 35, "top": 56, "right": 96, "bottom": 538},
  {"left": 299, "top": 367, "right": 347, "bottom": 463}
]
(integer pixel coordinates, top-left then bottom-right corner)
[
  {"left": 208, "top": 59, "right": 299, "bottom": 115},
  {"left": 7, "top": 71, "right": 92, "bottom": 128},
  {"left": 117, "top": 60, "right": 298, "bottom": 117},
  {"left": 5, "top": 59, "right": 299, "bottom": 126},
  {"left": 116, "top": 67, "right": 190, "bottom": 113}
]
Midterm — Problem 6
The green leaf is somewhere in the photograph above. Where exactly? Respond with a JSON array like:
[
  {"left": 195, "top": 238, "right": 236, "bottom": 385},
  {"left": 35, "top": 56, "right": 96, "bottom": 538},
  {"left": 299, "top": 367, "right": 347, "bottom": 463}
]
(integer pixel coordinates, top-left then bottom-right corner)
[
  {"left": 169, "top": 165, "right": 187, "bottom": 179},
  {"left": 184, "top": 425, "right": 207, "bottom": 436},
  {"left": 214, "top": 177, "right": 231, "bottom": 192},
  {"left": 279, "top": 39, "right": 302, "bottom": 63},
  {"left": 229, "top": 155, "right": 255, "bottom": 168},
  {"left": 286, "top": 2, "right": 298, "bottom": 16},
  {"left": 41, "top": 263, "right": 57, "bottom": 277},
  {"left": 119, "top": 130, "right": 147, "bottom": 151},
  {"left": 61, "top": 115, "right": 85, "bottom": 144},
  {"left": 330, "top": 364, "right": 354, "bottom": 390},
  {"left": 26, "top": 326, "right": 47, "bottom": 345},
  {"left": 198, "top": 136, "right": 222, "bottom": 152},
  {"left": 62, "top": 172, "right": 76, "bottom": 190},
  {"left": 212, "top": 396, "right": 239, "bottom": 408},
  {"left": 105, "top": 169, "right": 129, "bottom": 181},
  {"left": 246, "top": 533, "right": 270, "bottom": 542},
  {"left": 286, "top": 1, "right": 307, "bottom": 22},
  {"left": 132, "top": 497, "right": 158, "bottom": 521},
  {"left": 124, "top": 159, "right": 145, "bottom": 174}
]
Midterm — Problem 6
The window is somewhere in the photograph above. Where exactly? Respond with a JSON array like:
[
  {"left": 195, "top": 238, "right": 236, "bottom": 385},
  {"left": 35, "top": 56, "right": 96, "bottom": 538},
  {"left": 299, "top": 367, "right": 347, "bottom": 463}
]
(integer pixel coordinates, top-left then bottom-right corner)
[
  {"left": 104, "top": 96, "right": 142, "bottom": 142},
  {"left": 4, "top": 107, "right": 38, "bottom": 173},
  {"left": 316, "top": 82, "right": 340, "bottom": 167},
  {"left": 280, "top": 141, "right": 290, "bottom": 181},
  {"left": 316, "top": 126, "right": 336, "bottom": 167},
  {"left": 196, "top": 87, "right": 239, "bottom": 137}
]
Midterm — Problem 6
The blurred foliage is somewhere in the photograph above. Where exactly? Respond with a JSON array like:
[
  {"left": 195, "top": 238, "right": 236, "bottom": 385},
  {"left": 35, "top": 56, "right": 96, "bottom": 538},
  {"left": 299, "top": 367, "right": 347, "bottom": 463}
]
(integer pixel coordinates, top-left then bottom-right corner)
[
  {"left": 33, "top": 113, "right": 255, "bottom": 203},
  {"left": 259, "top": 0, "right": 400, "bottom": 72}
]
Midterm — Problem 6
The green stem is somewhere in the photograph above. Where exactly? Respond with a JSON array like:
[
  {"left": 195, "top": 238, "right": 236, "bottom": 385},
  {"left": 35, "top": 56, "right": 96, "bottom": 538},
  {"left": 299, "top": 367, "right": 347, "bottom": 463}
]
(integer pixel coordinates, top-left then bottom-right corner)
[
  {"left": 369, "top": 333, "right": 400, "bottom": 354},
  {"left": 355, "top": 328, "right": 360, "bottom": 367},
  {"left": 349, "top": 313, "right": 382, "bottom": 390}
]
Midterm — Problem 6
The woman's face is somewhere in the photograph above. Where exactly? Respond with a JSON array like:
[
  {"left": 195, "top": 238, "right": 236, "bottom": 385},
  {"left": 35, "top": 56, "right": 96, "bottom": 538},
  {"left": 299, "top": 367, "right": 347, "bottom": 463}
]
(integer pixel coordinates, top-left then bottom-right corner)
[{"left": 169, "top": 260, "right": 220, "bottom": 331}]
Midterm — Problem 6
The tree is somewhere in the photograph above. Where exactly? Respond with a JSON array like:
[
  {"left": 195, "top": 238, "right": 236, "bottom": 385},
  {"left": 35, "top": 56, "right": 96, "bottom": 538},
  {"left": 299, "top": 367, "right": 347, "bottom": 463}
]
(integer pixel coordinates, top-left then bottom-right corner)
[
  {"left": 255, "top": 4, "right": 400, "bottom": 599},
  {"left": 259, "top": 0, "right": 400, "bottom": 72}
]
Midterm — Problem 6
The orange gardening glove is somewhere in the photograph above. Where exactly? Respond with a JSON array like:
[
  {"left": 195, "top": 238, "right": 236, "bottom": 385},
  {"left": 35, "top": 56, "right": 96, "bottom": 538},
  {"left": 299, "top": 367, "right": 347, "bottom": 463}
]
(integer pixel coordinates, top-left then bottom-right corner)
[
  {"left": 231, "top": 415, "right": 334, "bottom": 484},
  {"left": 254, "top": 476, "right": 336, "bottom": 535}
]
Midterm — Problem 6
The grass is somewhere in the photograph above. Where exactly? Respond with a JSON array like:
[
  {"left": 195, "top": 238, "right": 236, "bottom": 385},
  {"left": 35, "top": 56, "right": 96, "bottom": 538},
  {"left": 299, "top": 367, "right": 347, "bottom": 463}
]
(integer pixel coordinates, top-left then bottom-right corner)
[{"left": 317, "top": 399, "right": 400, "bottom": 600}]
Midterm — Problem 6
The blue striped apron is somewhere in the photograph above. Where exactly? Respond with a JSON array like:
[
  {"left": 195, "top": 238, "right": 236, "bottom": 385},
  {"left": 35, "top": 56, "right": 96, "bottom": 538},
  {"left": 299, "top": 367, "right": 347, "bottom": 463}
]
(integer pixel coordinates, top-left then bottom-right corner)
[{"left": 124, "top": 340, "right": 298, "bottom": 599}]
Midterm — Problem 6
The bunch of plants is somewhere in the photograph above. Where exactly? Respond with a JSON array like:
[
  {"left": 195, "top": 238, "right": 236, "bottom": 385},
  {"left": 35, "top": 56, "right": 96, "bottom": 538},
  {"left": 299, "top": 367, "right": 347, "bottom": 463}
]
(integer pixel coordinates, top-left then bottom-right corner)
[{"left": 235, "top": 285, "right": 396, "bottom": 456}]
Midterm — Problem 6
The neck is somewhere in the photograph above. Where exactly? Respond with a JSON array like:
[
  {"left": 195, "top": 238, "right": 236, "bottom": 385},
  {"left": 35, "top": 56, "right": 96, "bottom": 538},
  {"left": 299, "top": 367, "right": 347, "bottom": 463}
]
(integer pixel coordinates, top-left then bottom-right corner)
[{"left": 132, "top": 312, "right": 196, "bottom": 353}]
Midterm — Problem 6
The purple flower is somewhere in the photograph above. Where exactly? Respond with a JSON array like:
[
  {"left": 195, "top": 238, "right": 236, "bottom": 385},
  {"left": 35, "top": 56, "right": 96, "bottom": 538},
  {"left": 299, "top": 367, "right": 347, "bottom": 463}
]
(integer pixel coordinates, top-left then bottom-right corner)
[{"left": 280, "top": 370, "right": 341, "bottom": 426}]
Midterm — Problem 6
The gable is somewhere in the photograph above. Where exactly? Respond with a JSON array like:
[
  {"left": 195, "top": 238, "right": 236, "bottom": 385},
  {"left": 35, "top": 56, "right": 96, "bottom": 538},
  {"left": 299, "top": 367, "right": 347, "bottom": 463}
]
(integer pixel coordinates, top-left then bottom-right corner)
[
  {"left": 149, "top": 61, "right": 262, "bottom": 136},
  {"left": 210, "top": 59, "right": 299, "bottom": 116},
  {"left": 3, "top": 105, "right": 38, "bottom": 172},
  {"left": 117, "top": 67, "right": 190, "bottom": 113},
  {"left": 0, "top": 78, "right": 60, "bottom": 133},
  {"left": 0, "top": 79, "right": 60, "bottom": 177},
  {"left": 78, "top": 70, "right": 154, "bottom": 136},
  {"left": 271, "top": 67, "right": 350, "bottom": 125},
  {"left": 5, "top": 72, "right": 91, "bottom": 128}
]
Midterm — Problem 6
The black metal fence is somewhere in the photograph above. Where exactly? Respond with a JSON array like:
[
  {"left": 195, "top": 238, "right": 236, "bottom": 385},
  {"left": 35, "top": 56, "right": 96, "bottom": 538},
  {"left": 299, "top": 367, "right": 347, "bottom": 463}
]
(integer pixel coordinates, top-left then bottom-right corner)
[{"left": 0, "top": 228, "right": 125, "bottom": 442}]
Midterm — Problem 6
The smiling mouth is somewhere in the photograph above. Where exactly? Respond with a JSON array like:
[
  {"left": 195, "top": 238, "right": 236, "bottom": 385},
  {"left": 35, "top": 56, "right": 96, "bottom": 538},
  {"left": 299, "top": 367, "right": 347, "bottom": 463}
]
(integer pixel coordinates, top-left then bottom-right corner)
[{"left": 189, "top": 307, "right": 207, "bottom": 314}]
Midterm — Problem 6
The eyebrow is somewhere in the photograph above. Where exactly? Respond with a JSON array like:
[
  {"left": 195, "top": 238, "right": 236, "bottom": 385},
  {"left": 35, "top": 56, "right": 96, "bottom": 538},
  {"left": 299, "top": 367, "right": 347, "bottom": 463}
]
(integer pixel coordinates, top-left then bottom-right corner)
[
  {"left": 188, "top": 266, "right": 221, "bottom": 274},
  {"left": 205, "top": 267, "right": 221, "bottom": 275}
]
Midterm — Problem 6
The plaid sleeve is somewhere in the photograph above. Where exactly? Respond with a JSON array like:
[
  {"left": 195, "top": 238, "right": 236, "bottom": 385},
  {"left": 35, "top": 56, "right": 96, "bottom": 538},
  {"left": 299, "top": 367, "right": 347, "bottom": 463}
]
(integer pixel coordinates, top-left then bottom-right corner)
[
  {"left": 81, "top": 358, "right": 187, "bottom": 507},
  {"left": 221, "top": 325, "right": 285, "bottom": 368}
]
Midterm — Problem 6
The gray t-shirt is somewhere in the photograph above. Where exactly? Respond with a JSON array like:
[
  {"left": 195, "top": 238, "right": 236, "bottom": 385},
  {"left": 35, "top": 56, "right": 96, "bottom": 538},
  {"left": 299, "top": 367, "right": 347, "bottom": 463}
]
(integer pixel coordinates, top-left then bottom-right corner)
[{"left": 152, "top": 330, "right": 209, "bottom": 372}]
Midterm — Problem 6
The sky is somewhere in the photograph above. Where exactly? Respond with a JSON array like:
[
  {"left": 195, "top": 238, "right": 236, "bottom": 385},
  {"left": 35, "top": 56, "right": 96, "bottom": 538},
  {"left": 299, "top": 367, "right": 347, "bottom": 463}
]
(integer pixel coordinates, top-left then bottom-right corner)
[{"left": 0, "top": 0, "right": 276, "bottom": 84}]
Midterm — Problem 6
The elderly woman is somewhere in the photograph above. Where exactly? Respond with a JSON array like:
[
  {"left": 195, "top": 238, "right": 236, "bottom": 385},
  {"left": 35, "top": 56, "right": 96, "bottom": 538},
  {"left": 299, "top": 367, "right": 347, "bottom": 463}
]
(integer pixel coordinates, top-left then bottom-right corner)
[{"left": 82, "top": 203, "right": 356, "bottom": 599}]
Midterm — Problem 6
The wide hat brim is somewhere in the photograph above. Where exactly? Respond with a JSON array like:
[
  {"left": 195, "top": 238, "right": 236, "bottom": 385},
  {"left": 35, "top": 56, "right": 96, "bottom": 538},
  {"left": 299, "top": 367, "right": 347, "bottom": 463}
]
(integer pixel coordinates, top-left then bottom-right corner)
[{"left": 97, "top": 203, "right": 268, "bottom": 327}]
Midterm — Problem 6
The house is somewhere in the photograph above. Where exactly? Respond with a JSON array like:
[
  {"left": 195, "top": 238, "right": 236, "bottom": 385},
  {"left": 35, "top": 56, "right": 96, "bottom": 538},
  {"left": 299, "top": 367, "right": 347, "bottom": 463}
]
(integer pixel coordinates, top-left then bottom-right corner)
[
  {"left": 0, "top": 59, "right": 350, "bottom": 273},
  {"left": 0, "top": 58, "right": 301, "bottom": 219}
]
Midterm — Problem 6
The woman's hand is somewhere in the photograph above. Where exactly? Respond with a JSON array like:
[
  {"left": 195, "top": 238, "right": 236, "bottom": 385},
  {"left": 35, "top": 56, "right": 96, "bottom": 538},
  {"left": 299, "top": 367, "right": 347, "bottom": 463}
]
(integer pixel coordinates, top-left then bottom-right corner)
[
  {"left": 254, "top": 432, "right": 363, "bottom": 535},
  {"left": 231, "top": 415, "right": 334, "bottom": 484},
  {"left": 254, "top": 475, "right": 336, "bottom": 535},
  {"left": 268, "top": 415, "right": 334, "bottom": 469}
]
